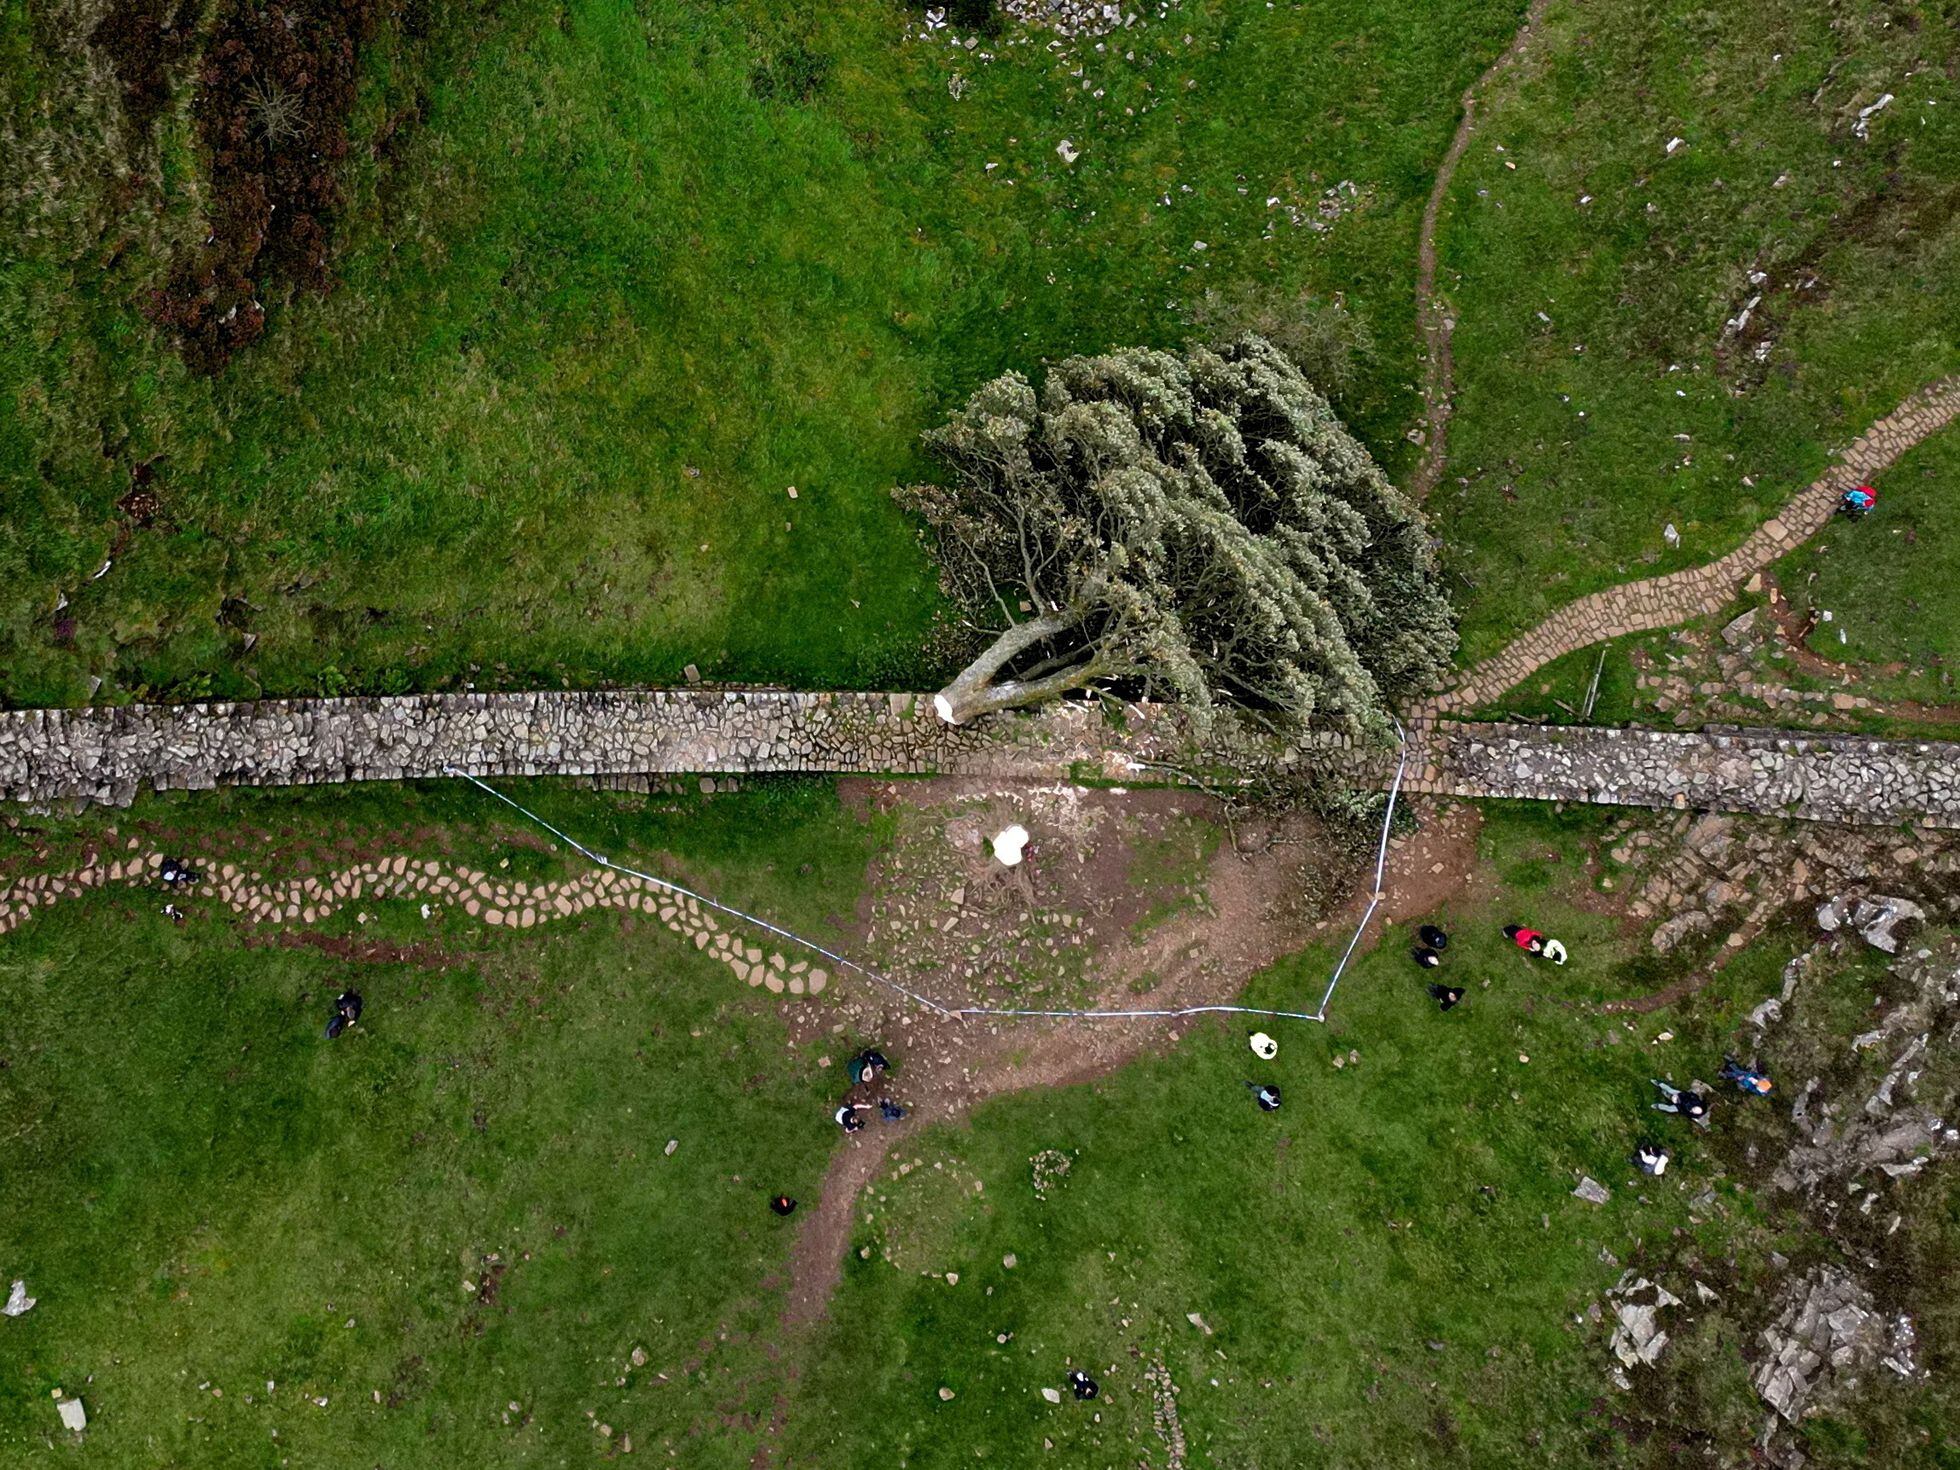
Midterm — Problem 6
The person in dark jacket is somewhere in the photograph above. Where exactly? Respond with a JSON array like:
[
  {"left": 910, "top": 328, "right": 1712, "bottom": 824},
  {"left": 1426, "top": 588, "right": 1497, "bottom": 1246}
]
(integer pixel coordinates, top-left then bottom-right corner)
[
  {"left": 849, "top": 1049, "right": 891, "bottom": 1085},
  {"left": 1633, "top": 1143, "right": 1670, "bottom": 1177},
  {"left": 325, "top": 989, "right": 363, "bottom": 1039},
  {"left": 1066, "top": 1369, "right": 1099, "bottom": 1401},
  {"left": 1427, "top": 984, "right": 1466, "bottom": 1011},
  {"left": 1412, "top": 946, "right": 1442, "bottom": 969},
  {"left": 1418, "top": 924, "right": 1449, "bottom": 951},
  {"left": 1650, "top": 1078, "right": 1708, "bottom": 1119}
]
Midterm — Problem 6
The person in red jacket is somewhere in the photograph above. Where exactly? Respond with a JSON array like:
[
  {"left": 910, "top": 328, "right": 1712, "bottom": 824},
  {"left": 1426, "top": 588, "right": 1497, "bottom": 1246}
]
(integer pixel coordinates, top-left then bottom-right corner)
[{"left": 1503, "top": 923, "right": 1545, "bottom": 955}]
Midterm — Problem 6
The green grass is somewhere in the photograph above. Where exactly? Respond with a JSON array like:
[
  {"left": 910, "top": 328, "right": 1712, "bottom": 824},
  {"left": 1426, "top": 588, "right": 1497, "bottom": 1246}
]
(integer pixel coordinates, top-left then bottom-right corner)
[
  {"left": 1770, "top": 423, "right": 1960, "bottom": 711},
  {"left": 1466, "top": 632, "right": 1656, "bottom": 727},
  {"left": 1432, "top": 0, "right": 1960, "bottom": 661},
  {"left": 6, "top": 785, "right": 1956, "bottom": 1463},
  {"left": 0, "top": 0, "right": 1524, "bottom": 707},
  {"left": 0, "top": 779, "right": 881, "bottom": 1465},
  {"left": 785, "top": 802, "right": 1792, "bottom": 1465}
]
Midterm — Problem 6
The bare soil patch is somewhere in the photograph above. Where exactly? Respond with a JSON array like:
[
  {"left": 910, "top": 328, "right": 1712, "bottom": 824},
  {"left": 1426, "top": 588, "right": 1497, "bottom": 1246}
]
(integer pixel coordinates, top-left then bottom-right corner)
[
  {"left": 242, "top": 927, "right": 464, "bottom": 970},
  {"left": 774, "top": 787, "right": 1486, "bottom": 1345}
]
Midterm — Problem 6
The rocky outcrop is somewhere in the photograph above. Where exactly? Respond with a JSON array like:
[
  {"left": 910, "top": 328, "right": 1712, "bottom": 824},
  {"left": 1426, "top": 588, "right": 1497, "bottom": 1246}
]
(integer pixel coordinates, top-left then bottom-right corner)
[
  {"left": 1753, "top": 1268, "right": 1912, "bottom": 1424},
  {"left": 1816, "top": 893, "right": 1926, "bottom": 954},
  {"left": 1770, "top": 946, "right": 1960, "bottom": 1196}
]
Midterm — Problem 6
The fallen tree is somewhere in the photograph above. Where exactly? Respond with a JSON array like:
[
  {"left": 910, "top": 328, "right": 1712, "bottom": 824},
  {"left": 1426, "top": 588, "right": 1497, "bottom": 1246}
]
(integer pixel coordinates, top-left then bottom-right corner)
[{"left": 900, "top": 336, "right": 1455, "bottom": 740}]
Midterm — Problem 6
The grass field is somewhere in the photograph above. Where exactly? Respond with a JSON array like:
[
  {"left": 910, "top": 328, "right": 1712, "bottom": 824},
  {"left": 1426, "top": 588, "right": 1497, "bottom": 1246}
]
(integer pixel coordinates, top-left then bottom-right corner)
[
  {"left": 1430, "top": 0, "right": 1960, "bottom": 661},
  {"left": 1, "top": 0, "right": 1522, "bottom": 707},
  {"left": 4, "top": 785, "right": 1955, "bottom": 1463},
  {"left": 791, "top": 803, "right": 1960, "bottom": 1467},
  {"left": 0, "top": 777, "right": 881, "bottom": 1465},
  {"left": 1770, "top": 423, "right": 1960, "bottom": 711}
]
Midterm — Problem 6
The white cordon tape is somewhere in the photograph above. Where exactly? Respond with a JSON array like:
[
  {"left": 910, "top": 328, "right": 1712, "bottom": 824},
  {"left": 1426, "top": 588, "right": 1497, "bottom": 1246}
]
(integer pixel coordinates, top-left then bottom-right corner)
[
  {"left": 442, "top": 718, "right": 1405, "bottom": 1027},
  {"left": 1314, "top": 717, "right": 1408, "bottom": 1021}
]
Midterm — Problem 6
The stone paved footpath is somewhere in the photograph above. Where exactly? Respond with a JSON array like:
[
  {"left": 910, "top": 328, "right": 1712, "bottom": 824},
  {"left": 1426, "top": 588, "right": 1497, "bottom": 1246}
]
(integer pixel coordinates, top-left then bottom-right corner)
[
  {"left": 4, "top": 690, "right": 1959, "bottom": 831},
  {"left": 1429, "top": 375, "right": 1960, "bottom": 713},
  {"left": 0, "top": 842, "right": 827, "bottom": 995}
]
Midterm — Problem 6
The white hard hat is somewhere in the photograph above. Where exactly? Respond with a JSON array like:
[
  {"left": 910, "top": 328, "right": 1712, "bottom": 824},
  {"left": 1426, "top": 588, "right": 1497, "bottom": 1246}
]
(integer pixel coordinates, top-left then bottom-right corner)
[{"left": 1249, "top": 1032, "right": 1278, "bottom": 1060}]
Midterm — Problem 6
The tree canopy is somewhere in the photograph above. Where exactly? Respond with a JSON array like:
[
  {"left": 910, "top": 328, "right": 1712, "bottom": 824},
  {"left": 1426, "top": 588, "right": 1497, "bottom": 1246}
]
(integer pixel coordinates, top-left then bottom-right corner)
[{"left": 900, "top": 336, "right": 1456, "bottom": 741}]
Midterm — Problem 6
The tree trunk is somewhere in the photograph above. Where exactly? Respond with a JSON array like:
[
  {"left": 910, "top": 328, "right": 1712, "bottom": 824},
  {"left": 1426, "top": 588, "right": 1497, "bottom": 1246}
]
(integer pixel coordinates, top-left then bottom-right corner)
[{"left": 932, "top": 610, "right": 1096, "bottom": 724}]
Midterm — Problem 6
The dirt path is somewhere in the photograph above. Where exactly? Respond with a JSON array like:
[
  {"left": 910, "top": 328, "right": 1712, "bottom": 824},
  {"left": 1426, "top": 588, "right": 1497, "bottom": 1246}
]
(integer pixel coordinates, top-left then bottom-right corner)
[
  {"left": 1409, "top": 0, "right": 1552, "bottom": 501},
  {"left": 776, "top": 799, "right": 1319, "bottom": 1330},
  {"left": 774, "top": 794, "right": 1482, "bottom": 1334},
  {"left": 1428, "top": 375, "right": 1960, "bottom": 711}
]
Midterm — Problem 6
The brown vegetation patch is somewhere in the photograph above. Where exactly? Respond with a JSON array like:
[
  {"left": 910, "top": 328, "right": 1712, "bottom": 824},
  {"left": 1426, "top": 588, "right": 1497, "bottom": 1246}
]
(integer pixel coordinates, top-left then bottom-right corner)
[
  {"left": 89, "top": 0, "right": 204, "bottom": 141},
  {"left": 244, "top": 927, "right": 463, "bottom": 970},
  {"left": 148, "top": 0, "right": 378, "bottom": 371}
]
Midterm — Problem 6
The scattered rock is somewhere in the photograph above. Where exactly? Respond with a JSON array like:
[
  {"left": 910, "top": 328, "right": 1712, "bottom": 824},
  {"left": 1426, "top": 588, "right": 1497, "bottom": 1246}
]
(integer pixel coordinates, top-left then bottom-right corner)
[
  {"left": 1573, "top": 1176, "right": 1612, "bottom": 1205},
  {"left": 1816, "top": 893, "right": 1926, "bottom": 953},
  {"left": 1754, "top": 1267, "right": 1905, "bottom": 1422},
  {"left": 1603, "top": 1273, "right": 1678, "bottom": 1368}
]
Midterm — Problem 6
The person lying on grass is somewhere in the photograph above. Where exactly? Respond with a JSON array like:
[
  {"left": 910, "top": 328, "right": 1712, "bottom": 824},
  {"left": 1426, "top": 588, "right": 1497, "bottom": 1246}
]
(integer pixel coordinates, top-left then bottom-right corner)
[
  {"left": 1650, "top": 1079, "right": 1708, "bottom": 1119},
  {"left": 1503, "top": 924, "right": 1567, "bottom": 964}
]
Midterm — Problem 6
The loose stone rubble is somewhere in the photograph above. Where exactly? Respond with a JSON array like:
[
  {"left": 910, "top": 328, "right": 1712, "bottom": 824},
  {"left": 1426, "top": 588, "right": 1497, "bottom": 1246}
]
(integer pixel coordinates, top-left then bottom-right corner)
[
  {"left": 1744, "top": 943, "right": 1953, "bottom": 1435},
  {"left": 1815, "top": 892, "right": 1926, "bottom": 954},
  {"left": 1597, "top": 810, "right": 1960, "bottom": 961},
  {"left": 1605, "top": 1272, "right": 1683, "bottom": 1369},
  {"left": 1769, "top": 944, "right": 1960, "bottom": 1196},
  {"left": 1753, "top": 1268, "right": 1910, "bottom": 1425}
]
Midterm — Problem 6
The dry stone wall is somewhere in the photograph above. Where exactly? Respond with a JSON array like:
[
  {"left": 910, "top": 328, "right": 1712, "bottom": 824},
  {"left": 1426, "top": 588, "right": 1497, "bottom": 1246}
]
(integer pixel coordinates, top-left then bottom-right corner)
[
  {"left": 1406, "top": 723, "right": 1960, "bottom": 830},
  {"left": 3, "top": 691, "right": 1958, "bottom": 830},
  {"left": 0, "top": 691, "right": 1213, "bottom": 809}
]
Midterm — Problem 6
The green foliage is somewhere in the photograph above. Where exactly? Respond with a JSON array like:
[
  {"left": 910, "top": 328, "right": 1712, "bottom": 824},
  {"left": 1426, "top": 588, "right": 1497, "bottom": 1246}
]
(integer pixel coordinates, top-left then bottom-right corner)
[
  {"left": 1772, "top": 424, "right": 1960, "bottom": 712},
  {"left": 904, "top": 337, "right": 1457, "bottom": 737},
  {"left": 0, "top": 780, "right": 880, "bottom": 1466},
  {"left": 1187, "top": 282, "right": 1376, "bottom": 400},
  {"left": 749, "top": 39, "right": 832, "bottom": 104},
  {"left": 0, "top": 0, "right": 1519, "bottom": 705},
  {"left": 787, "top": 803, "right": 1755, "bottom": 1465}
]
